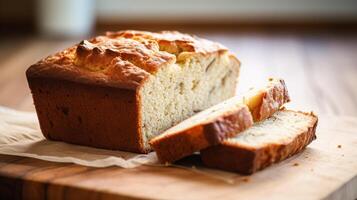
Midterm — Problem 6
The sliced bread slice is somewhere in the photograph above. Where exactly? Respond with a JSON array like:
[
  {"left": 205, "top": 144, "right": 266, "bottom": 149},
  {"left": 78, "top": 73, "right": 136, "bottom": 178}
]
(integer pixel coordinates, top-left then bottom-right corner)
[
  {"left": 150, "top": 78, "right": 290, "bottom": 163},
  {"left": 200, "top": 110, "right": 318, "bottom": 174},
  {"left": 150, "top": 98, "right": 254, "bottom": 163},
  {"left": 243, "top": 78, "right": 290, "bottom": 122}
]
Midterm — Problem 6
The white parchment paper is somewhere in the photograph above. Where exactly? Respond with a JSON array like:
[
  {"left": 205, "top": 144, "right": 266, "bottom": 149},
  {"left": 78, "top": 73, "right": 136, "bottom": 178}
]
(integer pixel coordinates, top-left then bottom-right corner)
[{"left": 0, "top": 106, "right": 159, "bottom": 168}]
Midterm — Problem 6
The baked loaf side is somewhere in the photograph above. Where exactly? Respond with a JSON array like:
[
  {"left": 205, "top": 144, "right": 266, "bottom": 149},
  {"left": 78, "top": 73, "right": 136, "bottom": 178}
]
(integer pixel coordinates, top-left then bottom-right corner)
[
  {"left": 27, "top": 30, "right": 240, "bottom": 153},
  {"left": 200, "top": 110, "right": 318, "bottom": 174},
  {"left": 243, "top": 78, "right": 290, "bottom": 122},
  {"left": 150, "top": 97, "right": 254, "bottom": 163}
]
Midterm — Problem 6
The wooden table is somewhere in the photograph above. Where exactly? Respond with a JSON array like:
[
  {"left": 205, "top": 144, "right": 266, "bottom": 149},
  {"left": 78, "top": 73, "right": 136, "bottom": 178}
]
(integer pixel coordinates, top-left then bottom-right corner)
[{"left": 0, "top": 31, "right": 357, "bottom": 200}]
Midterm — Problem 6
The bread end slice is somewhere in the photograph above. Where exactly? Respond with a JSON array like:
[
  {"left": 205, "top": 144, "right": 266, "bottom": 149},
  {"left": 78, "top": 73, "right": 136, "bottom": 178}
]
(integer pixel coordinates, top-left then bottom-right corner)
[
  {"left": 200, "top": 110, "right": 318, "bottom": 174},
  {"left": 150, "top": 101, "right": 253, "bottom": 163},
  {"left": 244, "top": 78, "right": 290, "bottom": 122}
]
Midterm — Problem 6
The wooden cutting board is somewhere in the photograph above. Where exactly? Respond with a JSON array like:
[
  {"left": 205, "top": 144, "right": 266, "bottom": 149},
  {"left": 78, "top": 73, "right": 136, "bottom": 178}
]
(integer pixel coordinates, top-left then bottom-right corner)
[{"left": 0, "top": 115, "right": 356, "bottom": 200}]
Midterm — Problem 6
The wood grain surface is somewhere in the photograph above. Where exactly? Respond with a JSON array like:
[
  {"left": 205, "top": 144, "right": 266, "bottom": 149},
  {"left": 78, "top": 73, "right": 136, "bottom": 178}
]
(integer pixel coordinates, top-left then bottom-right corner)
[{"left": 0, "top": 31, "right": 357, "bottom": 200}]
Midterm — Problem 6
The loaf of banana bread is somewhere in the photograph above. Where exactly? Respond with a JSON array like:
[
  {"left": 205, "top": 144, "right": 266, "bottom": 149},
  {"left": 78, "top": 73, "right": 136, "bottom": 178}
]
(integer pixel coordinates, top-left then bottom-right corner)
[{"left": 26, "top": 30, "right": 241, "bottom": 153}]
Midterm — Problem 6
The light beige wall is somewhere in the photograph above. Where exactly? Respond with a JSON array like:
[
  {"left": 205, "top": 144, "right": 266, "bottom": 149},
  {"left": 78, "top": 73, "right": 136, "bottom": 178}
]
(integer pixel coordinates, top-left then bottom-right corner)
[{"left": 96, "top": 0, "right": 357, "bottom": 23}]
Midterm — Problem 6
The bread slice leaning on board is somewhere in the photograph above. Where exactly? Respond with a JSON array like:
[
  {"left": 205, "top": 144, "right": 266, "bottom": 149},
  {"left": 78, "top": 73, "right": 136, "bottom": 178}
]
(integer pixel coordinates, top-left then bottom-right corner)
[
  {"left": 200, "top": 110, "right": 318, "bottom": 174},
  {"left": 150, "top": 78, "right": 290, "bottom": 163}
]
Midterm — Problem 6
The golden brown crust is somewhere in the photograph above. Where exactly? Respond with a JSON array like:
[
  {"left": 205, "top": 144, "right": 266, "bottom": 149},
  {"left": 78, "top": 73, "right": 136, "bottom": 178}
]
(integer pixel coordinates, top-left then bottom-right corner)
[
  {"left": 26, "top": 30, "right": 227, "bottom": 90},
  {"left": 246, "top": 78, "right": 290, "bottom": 122},
  {"left": 200, "top": 110, "right": 318, "bottom": 174},
  {"left": 106, "top": 30, "right": 227, "bottom": 56},
  {"left": 149, "top": 105, "right": 253, "bottom": 163}
]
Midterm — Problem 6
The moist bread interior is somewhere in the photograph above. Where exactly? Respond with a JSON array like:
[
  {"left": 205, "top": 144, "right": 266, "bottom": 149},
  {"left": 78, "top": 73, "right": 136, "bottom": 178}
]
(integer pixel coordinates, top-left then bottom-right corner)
[
  {"left": 226, "top": 110, "right": 316, "bottom": 148},
  {"left": 140, "top": 47, "right": 238, "bottom": 148}
]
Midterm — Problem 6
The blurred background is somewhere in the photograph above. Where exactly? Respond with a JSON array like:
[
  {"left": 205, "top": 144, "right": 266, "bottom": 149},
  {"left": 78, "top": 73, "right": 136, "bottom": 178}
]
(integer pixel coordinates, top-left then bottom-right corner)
[
  {"left": 1, "top": 0, "right": 357, "bottom": 36},
  {"left": 0, "top": 0, "right": 357, "bottom": 116}
]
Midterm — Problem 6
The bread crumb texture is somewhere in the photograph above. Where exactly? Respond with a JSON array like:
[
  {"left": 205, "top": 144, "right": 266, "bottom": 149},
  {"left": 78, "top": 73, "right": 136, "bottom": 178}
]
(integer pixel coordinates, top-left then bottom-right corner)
[{"left": 226, "top": 110, "right": 317, "bottom": 148}]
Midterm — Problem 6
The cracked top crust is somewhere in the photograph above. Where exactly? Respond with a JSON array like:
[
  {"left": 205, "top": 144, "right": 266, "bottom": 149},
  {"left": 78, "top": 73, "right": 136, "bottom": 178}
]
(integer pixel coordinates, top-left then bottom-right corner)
[{"left": 26, "top": 30, "right": 228, "bottom": 90}]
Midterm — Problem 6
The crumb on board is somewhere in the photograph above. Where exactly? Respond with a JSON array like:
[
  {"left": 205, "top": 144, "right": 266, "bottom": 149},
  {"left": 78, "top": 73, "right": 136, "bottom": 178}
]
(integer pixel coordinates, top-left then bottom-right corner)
[
  {"left": 293, "top": 163, "right": 299, "bottom": 167},
  {"left": 337, "top": 145, "right": 342, "bottom": 148},
  {"left": 242, "top": 178, "right": 249, "bottom": 182}
]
